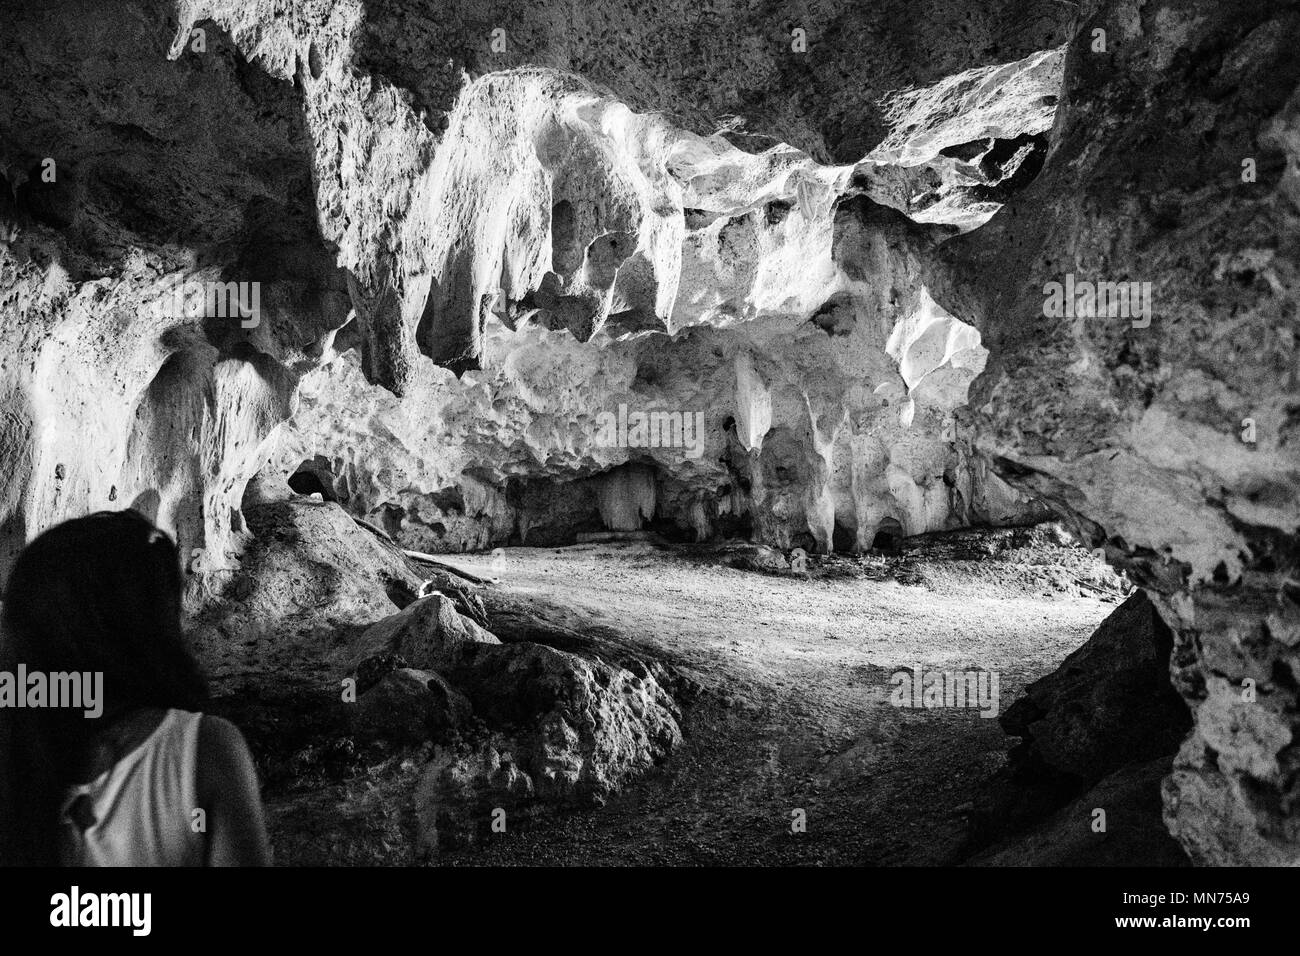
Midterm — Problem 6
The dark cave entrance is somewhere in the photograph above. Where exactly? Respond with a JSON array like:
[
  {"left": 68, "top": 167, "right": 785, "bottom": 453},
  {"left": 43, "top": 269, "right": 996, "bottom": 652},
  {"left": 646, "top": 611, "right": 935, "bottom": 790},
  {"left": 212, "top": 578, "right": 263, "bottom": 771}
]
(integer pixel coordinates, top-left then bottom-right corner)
[
  {"left": 871, "top": 517, "right": 904, "bottom": 553},
  {"left": 288, "top": 455, "right": 342, "bottom": 503},
  {"left": 832, "top": 521, "right": 856, "bottom": 553},
  {"left": 377, "top": 503, "right": 407, "bottom": 539},
  {"left": 288, "top": 468, "right": 331, "bottom": 500}
]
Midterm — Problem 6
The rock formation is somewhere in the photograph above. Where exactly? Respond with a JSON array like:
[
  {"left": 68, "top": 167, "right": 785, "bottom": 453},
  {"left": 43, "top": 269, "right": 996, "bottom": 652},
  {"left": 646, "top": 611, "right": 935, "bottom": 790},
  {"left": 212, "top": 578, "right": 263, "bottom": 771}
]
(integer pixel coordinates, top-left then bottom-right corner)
[
  {"left": 966, "top": 591, "right": 1191, "bottom": 864},
  {"left": 2, "top": 0, "right": 1297, "bottom": 863},
  {"left": 918, "top": 0, "right": 1300, "bottom": 865}
]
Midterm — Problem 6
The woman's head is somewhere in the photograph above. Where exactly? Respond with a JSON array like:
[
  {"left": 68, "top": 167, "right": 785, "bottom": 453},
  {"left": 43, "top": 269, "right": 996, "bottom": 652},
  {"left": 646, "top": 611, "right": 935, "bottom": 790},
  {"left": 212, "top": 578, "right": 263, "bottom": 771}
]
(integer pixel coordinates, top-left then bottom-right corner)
[{"left": 0, "top": 510, "right": 208, "bottom": 864}]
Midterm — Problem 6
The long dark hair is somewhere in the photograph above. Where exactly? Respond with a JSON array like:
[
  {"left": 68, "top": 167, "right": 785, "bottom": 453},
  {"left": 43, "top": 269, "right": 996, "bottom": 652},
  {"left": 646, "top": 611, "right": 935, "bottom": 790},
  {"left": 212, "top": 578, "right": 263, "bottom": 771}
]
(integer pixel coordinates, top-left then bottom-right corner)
[{"left": 0, "top": 510, "right": 208, "bottom": 865}]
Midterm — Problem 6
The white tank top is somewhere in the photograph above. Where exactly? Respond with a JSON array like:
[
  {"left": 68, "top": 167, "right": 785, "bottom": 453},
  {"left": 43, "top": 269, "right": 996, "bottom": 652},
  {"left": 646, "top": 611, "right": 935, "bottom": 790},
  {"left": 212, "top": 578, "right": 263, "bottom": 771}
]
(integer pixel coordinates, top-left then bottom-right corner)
[{"left": 59, "top": 709, "right": 206, "bottom": 867}]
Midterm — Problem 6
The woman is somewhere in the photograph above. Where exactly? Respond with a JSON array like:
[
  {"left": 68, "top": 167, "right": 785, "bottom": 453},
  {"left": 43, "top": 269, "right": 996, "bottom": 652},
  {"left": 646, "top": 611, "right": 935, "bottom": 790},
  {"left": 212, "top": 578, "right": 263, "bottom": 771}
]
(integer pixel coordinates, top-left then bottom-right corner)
[{"left": 0, "top": 510, "right": 270, "bottom": 866}]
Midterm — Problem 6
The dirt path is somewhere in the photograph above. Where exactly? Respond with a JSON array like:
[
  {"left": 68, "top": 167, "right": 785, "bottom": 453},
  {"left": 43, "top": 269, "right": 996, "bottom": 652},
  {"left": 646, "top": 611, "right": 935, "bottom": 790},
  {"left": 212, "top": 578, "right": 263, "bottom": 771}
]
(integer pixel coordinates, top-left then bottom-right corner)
[{"left": 424, "top": 541, "right": 1116, "bottom": 865}]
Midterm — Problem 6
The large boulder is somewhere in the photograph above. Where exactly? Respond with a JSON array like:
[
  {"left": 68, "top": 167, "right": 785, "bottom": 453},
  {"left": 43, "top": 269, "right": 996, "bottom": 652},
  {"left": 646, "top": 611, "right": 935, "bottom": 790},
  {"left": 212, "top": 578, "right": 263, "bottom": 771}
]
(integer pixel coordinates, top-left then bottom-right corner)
[
  {"left": 449, "top": 642, "right": 683, "bottom": 803},
  {"left": 1001, "top": 590, "right": 1190, "bottom": 781},
  {"left": 186, "top": 499, "right": 429, "bottom": 682},
  {"left": 965, "top": 590, "right": 1191, "bottom": 860},
  {"left": 411, "top": 638, "right": 683, "bottom": 855},
  {"left": 969, "top": 757, "right": 1189, "bottom": 867},
  {"left": 353, "top": 582, "right": 684, "bottom": 853}
]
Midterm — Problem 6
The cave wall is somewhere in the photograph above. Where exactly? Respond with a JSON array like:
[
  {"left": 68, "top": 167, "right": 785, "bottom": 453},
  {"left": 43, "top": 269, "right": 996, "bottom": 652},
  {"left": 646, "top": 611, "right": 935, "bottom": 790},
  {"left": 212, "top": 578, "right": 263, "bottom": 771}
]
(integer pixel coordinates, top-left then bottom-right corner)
[
  {"left": 1, "top": 1, "right": 1058, "bottom": 574},
  {"left": 244, "top": 44, "right": 1059, "bottom": 553},
  {"left": 918, "top": 0, "right": 1300, "bottom": 864},
  {"left": 0, "top": 2, "right": 351, "bottom": 579}
]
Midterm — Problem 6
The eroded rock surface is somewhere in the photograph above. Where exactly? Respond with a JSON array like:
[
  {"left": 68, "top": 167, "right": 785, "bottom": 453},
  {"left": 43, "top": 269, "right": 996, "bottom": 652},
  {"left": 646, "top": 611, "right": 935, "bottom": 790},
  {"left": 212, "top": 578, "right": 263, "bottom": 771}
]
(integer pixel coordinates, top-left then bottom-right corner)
[
  {"left": 360, "top": 592, "right": 500, "bottom": 673},
  {"left": 1, "top": 0, "right": 1297, "bottom": 863},
  {"left": 1, "top": 0, "right": 1060, "bottom": 578},
  {"left": 919, "top": 0, "right": 1300, "bottom": 864}
]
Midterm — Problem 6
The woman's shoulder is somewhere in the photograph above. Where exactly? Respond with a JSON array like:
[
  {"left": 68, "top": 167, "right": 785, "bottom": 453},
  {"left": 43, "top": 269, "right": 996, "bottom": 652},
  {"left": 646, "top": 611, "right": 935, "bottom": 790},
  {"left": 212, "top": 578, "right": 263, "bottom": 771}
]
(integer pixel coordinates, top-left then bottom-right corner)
[
  {"left": 195, "top": 713, "right": 248, "bottom": 748},
  {"left": 165, "top": 710, "right": 245, "bottom": 742},
  {"left": 194, "top": 715, "right": 258, "bottom": 797}
]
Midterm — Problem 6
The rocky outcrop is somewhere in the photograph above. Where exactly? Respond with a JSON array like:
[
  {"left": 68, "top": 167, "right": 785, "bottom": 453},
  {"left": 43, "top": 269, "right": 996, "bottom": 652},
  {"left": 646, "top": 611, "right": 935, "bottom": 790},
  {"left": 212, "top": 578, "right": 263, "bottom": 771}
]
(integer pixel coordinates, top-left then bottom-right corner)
[
  {"left": 967, "top": 591, "right": 1191, "bottom": 862},
  {"left": 394, "top": 639, "right": 682, "bottom": 854},
  {"left": 0, "top": 0, "right": 1060, "bottom": 580},
  {"left": 414, "top": 742, "right": 535, "bottom": 854},
  {"left": 191, "top": 495, "right": 683, "bottom": 854},
  {"left": 918, "top": 0, "right": 1300, "bottom": 864},
  {"left": 359, "top": 592, "right": 500, "bottom": 673},
  {"left": 969, "top": 756, "right": 1190, "bottom": 867},
  {"left": 412, "top": 638, "right": 685, "bottom": 853},
  {"left": 447, "top": 641, "right": 682, "bottom": 803},
  {"left": 1000, "top": 591, "right": 1190, "bottom": 782},
  {"left": 185, "top": 497, "right": 427, "bottom": 676},
  {"left": 346, "top": 557, "right": 683, "bottom": 853},
  {"left": 350, "top": 667, "right": 472, "bottom": 746},
  {"left": 250, "top": 50, "right": 1061, "bottom": 554}
]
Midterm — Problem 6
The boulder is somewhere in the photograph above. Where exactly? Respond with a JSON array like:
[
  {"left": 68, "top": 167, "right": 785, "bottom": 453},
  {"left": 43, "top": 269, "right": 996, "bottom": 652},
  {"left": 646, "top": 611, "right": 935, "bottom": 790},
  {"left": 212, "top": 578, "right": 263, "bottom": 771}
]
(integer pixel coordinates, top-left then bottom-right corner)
[
  {"left": 1000, "top": 590, "right": 1191, "bottom": 782},
  {"left": 722, "top": 544, "right": 792, "bottom": 574},
  {"left": 964, "top": 590, "right": 1193, "bottom": 859},
  {"left": 969, "top": 757, "right": 1189, "bottom": 867},
  {"left": 350, "top": 667, "right": 472, "bottom": 746},
  {"left": 354, "top": 650, "right": 410, "bottom": 695},
  {"left": 359, "top": 593, "right": 500, "bottom": 673},
  {"left": 449, "top": 642, "right": 683, "bottom": 803},
  {"left": 414, "top": 743, "right": 535, "bottom": 854}
]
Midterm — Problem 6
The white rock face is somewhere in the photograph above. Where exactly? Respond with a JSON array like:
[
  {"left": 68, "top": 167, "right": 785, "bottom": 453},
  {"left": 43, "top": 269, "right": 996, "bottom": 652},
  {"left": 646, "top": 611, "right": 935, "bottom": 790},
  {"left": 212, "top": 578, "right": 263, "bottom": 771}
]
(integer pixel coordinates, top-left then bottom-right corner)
[
  {"left": 0, "top": 1, "right": 1062, "bottom": 576},
  {"left": 249, "top": 55, "right": 1058, "bottom": 554}
]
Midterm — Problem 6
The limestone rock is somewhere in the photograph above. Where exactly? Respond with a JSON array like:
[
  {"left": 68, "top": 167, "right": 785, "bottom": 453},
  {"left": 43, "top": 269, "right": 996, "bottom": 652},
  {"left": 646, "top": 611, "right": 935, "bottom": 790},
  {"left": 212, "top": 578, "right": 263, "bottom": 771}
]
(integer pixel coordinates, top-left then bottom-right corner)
[
  {"left": 359, "top": 593, "right": 501, "bottom": 674},
  {"left": 3, "top": 0, "right": 1297, "bottom": 863},
  {"left": 970, "top": 757, "right": 1189, "bottom": 867},
  {"left": 449, "top": 642, "right": 683, "bottom": 803},
  {"left": 722, "top": 543, "right": 793, "bottom": 574},
  {"left": 917, "top": 0, "right": 1300, "bottom": 863},
  {"left": 185, "top": 499, "right": 427, "bottom": 677},
  {"left": 354, "top": 651, "right": 412, "bottom": 695},
  {"left": 415, "top": 743, "right": 535, "bottom": 854}
]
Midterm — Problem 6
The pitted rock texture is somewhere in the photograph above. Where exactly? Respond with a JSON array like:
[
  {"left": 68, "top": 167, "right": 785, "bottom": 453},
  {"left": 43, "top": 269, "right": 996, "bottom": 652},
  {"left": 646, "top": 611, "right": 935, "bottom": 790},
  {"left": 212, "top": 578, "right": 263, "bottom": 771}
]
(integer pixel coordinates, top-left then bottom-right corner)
[
  {"left": 447, "top": 640, "right": 683, "bottom": 803},
  {"left": 0, "top": 4, "right": 349, "bottom": 578},
  {"left": 186, "top": 495, "right": 683, "bottom": 854},
  {"left": 914, "top": 0, "right": 1300, "bottom": 865},
  {"left": 1, "top": 0, "right": 1064, "bottom": 577},
  {"left": 410, "top": 635, "right": 684, "bottom": 854},
  {"left": 249, "top": 50, "right": 1060, "bottom": 553}
]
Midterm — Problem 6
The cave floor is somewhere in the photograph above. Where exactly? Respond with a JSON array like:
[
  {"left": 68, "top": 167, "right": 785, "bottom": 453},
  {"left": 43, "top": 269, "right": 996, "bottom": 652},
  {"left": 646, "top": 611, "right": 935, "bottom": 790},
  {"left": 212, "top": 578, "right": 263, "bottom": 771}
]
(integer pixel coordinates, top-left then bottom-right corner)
[{"left": 415, "top": 540, "right": 1118, "bottom": 866}]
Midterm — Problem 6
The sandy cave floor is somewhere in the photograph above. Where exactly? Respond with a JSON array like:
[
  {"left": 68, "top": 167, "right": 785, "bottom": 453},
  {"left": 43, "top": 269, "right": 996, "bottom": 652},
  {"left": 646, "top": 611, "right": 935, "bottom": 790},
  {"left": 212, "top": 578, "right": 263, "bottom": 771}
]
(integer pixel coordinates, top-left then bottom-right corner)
[{"left": 359, "top": 538, "right": 1120, "bottom": 866}]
